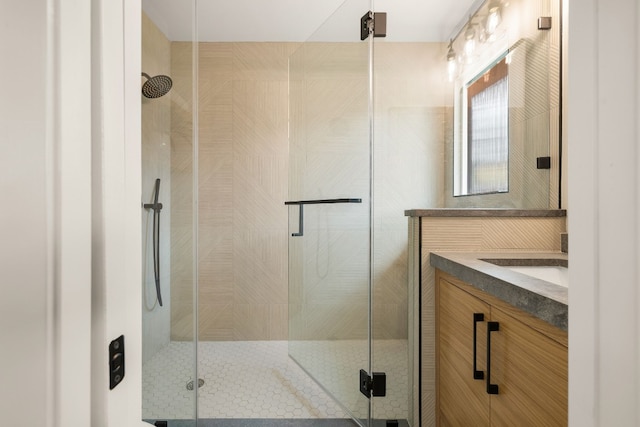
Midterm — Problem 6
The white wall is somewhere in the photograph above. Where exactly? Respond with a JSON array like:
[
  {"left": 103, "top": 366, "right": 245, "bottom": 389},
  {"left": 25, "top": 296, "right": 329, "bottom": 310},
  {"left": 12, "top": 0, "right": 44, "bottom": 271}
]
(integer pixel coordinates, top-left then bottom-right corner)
[
  {"left": 0, "top": 0, "right": 160, "bottom": 425},
  {"left": 568, "top": 0, "right": 640, "bottom": 426},
  {"left": 0, "top": 2, "right": 50, "bottom": 425},
  {"left": 0, "top": 1, "right": 92, "bottom": 426},
  {"left": 91, "top": 0, "right": 144, "bottom": 425}
]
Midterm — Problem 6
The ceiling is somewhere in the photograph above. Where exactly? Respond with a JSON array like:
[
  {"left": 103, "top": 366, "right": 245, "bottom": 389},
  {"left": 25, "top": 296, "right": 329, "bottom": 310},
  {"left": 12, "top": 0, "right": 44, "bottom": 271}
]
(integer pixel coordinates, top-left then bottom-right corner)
[{"left": 142, "top": 0, "right": 482, "bottom": 43}]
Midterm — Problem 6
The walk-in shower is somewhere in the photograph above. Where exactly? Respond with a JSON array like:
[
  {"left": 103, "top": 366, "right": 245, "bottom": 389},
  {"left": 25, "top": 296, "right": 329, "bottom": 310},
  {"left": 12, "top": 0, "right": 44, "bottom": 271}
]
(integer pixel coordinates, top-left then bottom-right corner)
[{"left": 140, "top": 0, "right": 437, "bottom": 425}]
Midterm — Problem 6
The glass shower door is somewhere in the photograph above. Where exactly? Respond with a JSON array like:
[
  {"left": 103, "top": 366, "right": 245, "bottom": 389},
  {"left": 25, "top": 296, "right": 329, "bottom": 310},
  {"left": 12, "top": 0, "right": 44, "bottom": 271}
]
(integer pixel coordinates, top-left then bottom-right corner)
[
  {"left": 141, "top": 2, "right": 198, "bottom": 425},
  {"left": 288, "top": 0, "right": 373, "bottom": 425}
]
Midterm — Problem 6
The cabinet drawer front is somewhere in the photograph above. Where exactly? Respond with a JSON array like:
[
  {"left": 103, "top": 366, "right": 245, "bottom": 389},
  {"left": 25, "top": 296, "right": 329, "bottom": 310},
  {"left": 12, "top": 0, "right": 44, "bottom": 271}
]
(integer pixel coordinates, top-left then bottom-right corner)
[
  {"left": 438, "top": 278, "right": 491, "bottom": 426},
  {"left": 490, "top": 307, "right": 568, "bottom": 427}
]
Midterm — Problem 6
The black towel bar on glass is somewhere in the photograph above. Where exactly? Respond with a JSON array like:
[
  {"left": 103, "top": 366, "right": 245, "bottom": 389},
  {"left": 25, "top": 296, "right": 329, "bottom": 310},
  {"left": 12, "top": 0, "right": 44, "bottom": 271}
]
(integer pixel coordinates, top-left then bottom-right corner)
[{"left": 284, "top": 198, "right": 362, "bottom": 237}]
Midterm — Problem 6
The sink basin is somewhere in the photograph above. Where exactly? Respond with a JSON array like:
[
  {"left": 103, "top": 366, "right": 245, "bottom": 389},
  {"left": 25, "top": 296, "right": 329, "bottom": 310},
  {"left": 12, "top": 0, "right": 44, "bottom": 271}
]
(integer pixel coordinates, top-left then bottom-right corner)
[
  {"left": 480, "top": 258, "right": 569, "bottom": 288},
  {"left": 504, "top": 266, "right": 568, "bottom": 287}
]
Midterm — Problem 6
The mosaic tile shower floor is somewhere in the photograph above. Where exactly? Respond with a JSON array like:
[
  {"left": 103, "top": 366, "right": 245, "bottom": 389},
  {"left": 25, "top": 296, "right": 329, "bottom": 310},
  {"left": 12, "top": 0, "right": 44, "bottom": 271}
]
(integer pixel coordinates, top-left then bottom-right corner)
[{"left": 142, "top": 340, "right": 407, "bottom": 421}]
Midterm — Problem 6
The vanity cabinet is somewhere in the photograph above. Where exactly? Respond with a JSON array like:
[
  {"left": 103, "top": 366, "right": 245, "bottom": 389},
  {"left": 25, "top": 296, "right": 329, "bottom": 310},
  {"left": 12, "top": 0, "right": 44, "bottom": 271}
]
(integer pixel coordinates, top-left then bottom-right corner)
[{"left": 436, "top": 270, "right": 568, "bottom": 427}]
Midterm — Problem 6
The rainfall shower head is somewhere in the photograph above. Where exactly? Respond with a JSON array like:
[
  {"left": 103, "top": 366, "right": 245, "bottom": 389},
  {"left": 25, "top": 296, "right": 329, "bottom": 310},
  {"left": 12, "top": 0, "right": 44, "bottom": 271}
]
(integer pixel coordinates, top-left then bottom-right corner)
[{"left": 141, "top": 72, "right": 172, "bottom": 98}]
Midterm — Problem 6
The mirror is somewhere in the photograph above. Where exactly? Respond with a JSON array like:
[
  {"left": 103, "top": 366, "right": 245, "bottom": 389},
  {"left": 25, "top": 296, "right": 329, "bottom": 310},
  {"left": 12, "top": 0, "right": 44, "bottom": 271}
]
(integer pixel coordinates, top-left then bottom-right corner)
[{"left": 443, "top": 0, "right": 561, "bottom": 208}]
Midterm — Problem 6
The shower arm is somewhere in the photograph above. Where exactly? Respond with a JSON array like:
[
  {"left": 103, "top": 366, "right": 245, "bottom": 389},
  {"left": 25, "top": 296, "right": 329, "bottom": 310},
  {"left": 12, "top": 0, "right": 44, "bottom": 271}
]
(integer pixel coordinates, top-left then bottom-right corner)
[{"left": 144, "top": 178, "right": 164, "bottom": 306}]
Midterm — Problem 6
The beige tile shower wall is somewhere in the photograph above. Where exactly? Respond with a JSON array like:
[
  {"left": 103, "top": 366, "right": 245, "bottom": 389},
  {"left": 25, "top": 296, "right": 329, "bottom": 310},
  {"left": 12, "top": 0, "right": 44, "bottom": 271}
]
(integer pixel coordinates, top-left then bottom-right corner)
[
  {"left": 142, "top": 13, "right": 172, "bottom": 362},
  {"left": 288, "top": 42, "right": 447, "bottom": 343},
  {"left": 417, "top": 215, "right": 566, "bottom": 427},
  {"left": 170, "top": 42, "right": 195, "bottom": 341},
  {"left": 288, "top": 41, "right": 371, "bottom": 343},
  {"left": 230, "top": 44, "right": 294, "bottom": 341},
  {"left": 172, "top": 41, "right": 448, "bottom": 342},
  {"left": 373, "top": 42, "right": 447, "bottom": 340},
  {"left": 171, "top": 42, "right": 297, "bottom": 341}
]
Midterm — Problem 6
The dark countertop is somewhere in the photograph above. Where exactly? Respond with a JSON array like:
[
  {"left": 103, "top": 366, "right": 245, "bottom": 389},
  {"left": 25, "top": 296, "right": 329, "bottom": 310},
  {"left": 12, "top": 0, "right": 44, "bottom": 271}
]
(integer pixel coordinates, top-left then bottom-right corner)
[
  {"left": 405, "top": 208, "right": 567, "bottom": 218},
  {"left": 430, "top": 251, "right": 568, "bottom": 331}
]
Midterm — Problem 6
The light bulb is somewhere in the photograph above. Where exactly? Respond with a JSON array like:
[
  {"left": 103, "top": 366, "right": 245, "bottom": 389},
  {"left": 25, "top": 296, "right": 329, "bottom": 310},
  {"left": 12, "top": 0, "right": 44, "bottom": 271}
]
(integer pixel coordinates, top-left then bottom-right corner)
[
  {"left": 464, "top": 26, "right": 476, "bottom": 57},
  {"left": 447, "top": 57, "right": 457, "bottom": 81},
  {"left": 485, "top": 4, "right": 501, "bottom": 35}
]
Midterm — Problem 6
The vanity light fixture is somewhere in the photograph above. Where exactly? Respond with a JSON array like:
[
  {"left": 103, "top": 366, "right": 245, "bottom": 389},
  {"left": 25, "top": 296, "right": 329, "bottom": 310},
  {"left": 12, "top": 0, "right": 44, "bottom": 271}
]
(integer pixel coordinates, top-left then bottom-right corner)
[
  {"left": 447, "top": 39, "right": 458, "bottom": 81},
  {"left": 446, "top": 0, "right": 511, "bottom": 78}
]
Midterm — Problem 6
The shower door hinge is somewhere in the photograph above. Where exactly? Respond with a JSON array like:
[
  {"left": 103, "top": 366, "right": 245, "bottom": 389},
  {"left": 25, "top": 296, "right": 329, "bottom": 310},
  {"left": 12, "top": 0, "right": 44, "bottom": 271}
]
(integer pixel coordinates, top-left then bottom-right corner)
[
  {"left": 360, "top": 11, "right": 387, "bottom": 40},
  {"left": 359, "top": 369, "right": 386, "bottom": 398}
]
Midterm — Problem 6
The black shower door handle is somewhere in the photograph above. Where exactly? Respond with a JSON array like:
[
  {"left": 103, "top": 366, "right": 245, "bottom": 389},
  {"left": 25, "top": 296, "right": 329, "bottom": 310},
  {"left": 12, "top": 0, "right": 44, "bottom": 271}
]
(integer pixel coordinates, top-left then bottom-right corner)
[{"left": 284, "top": 198, "right": 362, "bottom": 237}]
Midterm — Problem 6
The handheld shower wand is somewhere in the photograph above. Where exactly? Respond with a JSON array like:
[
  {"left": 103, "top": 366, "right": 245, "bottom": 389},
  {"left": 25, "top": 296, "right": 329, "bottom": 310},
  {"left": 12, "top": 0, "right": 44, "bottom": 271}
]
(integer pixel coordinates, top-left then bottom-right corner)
[{"left": 144, "top": 178, "right": 164, "bottom": 306}]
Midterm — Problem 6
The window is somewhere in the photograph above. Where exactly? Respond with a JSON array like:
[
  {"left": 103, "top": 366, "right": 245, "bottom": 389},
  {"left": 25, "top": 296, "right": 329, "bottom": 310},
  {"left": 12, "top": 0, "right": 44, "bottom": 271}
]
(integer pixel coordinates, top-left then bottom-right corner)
[{"left": 455, "top": 56, "right": 509, "bottom": 196}]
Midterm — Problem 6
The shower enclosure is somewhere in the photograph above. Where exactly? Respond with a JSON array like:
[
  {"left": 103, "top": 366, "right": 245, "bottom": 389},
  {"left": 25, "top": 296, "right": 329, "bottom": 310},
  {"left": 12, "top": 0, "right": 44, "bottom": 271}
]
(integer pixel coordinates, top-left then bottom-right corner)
[
  {"left": 140, "top": 0, "right": 431, "bottom": 425},
  {"left": 287, "top": 0, "right": 376, "bottom": 423}
]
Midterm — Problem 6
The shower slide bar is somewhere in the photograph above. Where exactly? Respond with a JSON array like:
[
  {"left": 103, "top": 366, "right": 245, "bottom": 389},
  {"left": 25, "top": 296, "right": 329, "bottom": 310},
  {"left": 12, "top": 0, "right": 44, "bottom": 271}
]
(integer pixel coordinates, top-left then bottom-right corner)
[
  {"left": 144, "top": 178, "right": 164, "bottom": 306},
  {"left": 284, "top": 198, "right": 362, "bottom": 237}
]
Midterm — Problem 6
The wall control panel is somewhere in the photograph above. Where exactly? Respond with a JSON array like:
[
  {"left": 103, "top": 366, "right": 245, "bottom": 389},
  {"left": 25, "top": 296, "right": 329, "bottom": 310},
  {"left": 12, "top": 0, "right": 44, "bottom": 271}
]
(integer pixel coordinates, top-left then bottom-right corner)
[{"left": 109, "top": 335, "right": 125, "bottom": 390}]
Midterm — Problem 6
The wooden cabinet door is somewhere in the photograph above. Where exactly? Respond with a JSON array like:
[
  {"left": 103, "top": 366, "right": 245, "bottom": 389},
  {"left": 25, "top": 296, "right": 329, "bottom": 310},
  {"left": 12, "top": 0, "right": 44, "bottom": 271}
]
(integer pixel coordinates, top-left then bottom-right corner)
[
  {"left": 437, "top": 278, "right": 491, "bottom": 426},
  {"left": 489, "top": 307, "right": 568, "bottom": 427}
]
